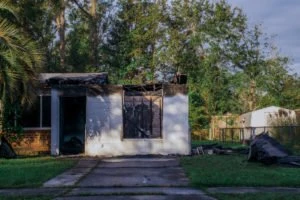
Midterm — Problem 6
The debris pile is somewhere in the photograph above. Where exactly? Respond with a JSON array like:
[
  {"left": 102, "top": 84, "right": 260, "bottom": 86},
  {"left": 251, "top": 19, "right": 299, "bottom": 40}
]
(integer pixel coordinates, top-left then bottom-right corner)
[
  {"left": 192, "top": 143, "right": 248, "bottom": 156},
  {"left": 192, "top": 133, "right": 300, "bottom": 167},
  {"left": 61, "top": 136, "right": 84, "bottom": 154},
  {"left": 248, "top": 133, "right": 300, "bottom": 167},
  {"left": 0, "top": 136, "right": 17, "bottom": 159}
]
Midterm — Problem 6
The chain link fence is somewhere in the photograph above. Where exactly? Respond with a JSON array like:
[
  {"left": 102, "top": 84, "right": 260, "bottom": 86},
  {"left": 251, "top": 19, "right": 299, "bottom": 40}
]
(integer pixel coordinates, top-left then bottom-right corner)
[{"left": 217, "top": 126, "right": 300, "bottom": 151}]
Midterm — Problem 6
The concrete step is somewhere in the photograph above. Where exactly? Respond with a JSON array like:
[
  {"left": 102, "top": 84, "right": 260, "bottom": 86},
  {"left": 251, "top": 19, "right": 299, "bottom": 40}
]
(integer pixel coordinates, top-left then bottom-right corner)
[
  {"left": 66, "top": 187, "right": 205, "bottom": 196},
  {"left": 55, "top": 194, "right": 216, "bottom": 200}
]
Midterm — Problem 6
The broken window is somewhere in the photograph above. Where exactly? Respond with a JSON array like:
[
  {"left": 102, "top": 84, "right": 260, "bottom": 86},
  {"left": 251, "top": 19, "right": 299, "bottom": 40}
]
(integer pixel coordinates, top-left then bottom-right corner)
[
  {"left": 21, "top": 96, "right": 51, "bottom": 128},
  {"left": 123, "top": 85, "right": 162, "bottom": 139}
]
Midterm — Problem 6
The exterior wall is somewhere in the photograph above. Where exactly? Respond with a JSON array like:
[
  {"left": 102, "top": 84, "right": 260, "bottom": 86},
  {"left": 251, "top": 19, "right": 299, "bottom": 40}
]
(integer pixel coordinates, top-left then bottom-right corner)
[
  {"left": 85, "top": 90, "right": 123, "bottom": 156},
  {"left": 162, "top": 93, "right": 190, "bottom": 155},
  {"left": 84, "top": 85, "right": 190, "bottom": 156},
  {"left": 250, "top": 106, "right": 296, "bottom": 127},
  {"left": 7, "top": 130, "right": 50, "bottom": 155}
]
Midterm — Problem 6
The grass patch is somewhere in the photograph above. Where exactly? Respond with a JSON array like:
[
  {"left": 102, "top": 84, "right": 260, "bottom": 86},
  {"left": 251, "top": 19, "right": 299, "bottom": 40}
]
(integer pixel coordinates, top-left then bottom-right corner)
[
  {"left": 212, "top": 193, "right": 300, "bottom": 200},
  {"left": 0, "top": 196, "right": 52, "bottom": 200},
  {"left": 0, "top": 157, "right": 77, "bottom": 188},
  {"left": 181, "top": 154, "right": 300, "bottom": 188}
]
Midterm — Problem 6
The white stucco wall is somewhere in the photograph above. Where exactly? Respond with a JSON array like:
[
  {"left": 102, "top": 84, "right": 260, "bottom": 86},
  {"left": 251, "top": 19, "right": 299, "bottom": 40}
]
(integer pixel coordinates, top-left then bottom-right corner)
[
  {"left": 85, "top": 93, "right": 123, "bottom": 156},
  {"left": 50, "top": 86, "right": 190, "bottom": 156},
  {"left": 251, "top": 106, "right": 296, "bottom": 127},
  {"left": 84, "top": 92, "right": 190, "bottom": 156}
]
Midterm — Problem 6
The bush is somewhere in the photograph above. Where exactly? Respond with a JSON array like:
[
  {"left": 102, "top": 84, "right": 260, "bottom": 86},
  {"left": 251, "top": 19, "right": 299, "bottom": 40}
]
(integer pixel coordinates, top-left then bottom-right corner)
[
  {"left": 192, "top": 129, "right": 209, "bottom": 140},
  {"left": 270, "top": 113, "right": 300, "bottom": 152}
]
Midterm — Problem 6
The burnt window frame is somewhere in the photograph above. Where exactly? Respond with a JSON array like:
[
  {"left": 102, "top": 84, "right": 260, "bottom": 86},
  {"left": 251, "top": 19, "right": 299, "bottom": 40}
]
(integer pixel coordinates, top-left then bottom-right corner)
[
  {"left": 22, "top": 95, "right": 51, "bottom": 130},
  {"left": 122, "top": 84, "right": 163, "bottom": 140}
]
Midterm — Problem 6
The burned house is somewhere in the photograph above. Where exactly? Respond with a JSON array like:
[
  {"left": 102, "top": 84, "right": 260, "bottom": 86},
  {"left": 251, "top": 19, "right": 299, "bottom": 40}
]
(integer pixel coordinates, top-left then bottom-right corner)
[{"left": 21, "top": 73, "right": 189, "bottom": 156}]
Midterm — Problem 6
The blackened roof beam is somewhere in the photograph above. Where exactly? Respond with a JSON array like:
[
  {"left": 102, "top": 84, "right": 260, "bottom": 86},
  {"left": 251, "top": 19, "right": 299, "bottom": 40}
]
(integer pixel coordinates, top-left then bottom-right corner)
[{"left": 40, "top": 73, "right": 108, "bottom": 86}]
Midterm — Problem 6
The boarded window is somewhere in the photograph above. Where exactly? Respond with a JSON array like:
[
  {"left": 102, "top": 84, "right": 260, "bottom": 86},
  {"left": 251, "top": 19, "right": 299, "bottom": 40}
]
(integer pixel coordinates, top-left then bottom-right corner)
[{"left": 123, "top": 85, "right": 162, "bottom": 139}]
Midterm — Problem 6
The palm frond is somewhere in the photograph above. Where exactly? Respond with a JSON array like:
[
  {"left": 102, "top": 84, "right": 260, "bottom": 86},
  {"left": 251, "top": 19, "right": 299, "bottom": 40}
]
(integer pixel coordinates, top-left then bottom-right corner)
[{"left": 0, "top": 0, "right": 18, "bottom": 20}]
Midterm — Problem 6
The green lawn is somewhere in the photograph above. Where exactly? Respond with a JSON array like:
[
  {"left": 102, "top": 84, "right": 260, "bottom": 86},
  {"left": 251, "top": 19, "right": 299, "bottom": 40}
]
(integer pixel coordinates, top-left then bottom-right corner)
[
  {"left": 181, "top": 154, "right": 300, "bottom": 188},
  {"left": 0, "top": 196, "right": 52, "bottom": 200},
  {"left": 0, "top": 157, "right": 77, "bottom": 188},
  {"left": 212, "top": 193, "right": 300, "bottom": 200}
]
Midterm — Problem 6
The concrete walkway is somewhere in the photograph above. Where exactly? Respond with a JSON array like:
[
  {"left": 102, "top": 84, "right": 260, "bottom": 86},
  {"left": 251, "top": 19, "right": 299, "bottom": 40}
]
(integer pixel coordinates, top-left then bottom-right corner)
[
  {"left": 76, "top": 158, "right": 189, "bottom": 187},
  {"left": 46, "top": 157, "right": 216, "bottom": 200},
  {"left": 43, "top": 158, "right": 99, "bottom": 187}
]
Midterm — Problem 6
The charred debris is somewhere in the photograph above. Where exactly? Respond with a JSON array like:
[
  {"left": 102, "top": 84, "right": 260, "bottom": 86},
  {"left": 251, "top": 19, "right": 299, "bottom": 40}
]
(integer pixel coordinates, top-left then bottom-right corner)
[{"left": 192, "top": 132, "right": 300, "bottom": 167}]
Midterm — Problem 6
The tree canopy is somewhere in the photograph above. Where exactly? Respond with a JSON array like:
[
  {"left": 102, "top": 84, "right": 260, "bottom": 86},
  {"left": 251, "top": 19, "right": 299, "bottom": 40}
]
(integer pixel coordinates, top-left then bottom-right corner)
[{"left": 1, "top": 0, "right": 299, "bottom": 130}]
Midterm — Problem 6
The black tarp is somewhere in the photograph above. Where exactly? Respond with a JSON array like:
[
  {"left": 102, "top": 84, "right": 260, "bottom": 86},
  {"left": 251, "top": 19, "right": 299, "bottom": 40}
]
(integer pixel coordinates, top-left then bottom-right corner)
[{"left": 247, "top": 133, "right": 300, "bottom": 166}]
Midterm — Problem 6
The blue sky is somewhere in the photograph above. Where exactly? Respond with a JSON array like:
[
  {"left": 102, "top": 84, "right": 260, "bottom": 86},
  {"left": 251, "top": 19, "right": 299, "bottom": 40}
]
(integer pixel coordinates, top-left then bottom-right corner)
[{"left": 227, "top": 0, "right": 300, "bottom": 75}]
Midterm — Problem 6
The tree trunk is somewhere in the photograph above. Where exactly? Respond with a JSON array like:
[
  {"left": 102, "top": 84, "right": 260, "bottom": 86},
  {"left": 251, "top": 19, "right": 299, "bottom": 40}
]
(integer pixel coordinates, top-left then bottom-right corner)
[
  {"left": 56, "top": 0, "right": 66, "bottom": 71},
  {"left": 89, "top": 0, "right": 99, "bottom": 68},
  {"left": 0, "top": 100, "right": 3, "bottom": 131},
  {"left": 249, "top": 79, "right": 256, "bottom": 111}
]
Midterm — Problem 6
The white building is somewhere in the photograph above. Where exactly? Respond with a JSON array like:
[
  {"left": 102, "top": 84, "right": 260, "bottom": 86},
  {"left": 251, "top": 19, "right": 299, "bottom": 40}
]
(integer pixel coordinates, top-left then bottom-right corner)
[
  {"left": 239, "top": 106, "right": 297, "bottom": 139},
  {"left": 32, "top": 73, "right": 190, "bottom": 156}
]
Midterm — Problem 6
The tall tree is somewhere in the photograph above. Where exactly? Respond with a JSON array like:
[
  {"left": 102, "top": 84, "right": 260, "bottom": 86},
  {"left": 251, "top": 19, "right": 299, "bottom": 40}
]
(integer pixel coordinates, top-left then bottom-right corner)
[
  {"left": 231, "top": 25, "right": 290, "bottom": 112},
  {"left": 71, "top": 0, "right": 104, "bottom": 68},
  {"left": 105, "top": 0, "right": 166, "bottom": 83},
  {"left": 160, "top": 0, "right": 247, "bottom": 127}
]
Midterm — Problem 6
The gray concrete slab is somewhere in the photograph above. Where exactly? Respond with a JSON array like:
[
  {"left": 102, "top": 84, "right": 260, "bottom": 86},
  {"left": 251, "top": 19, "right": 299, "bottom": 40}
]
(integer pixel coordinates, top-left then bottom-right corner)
[
  {"left": 43, "top": 158, "right": 99, "bottom": 187},
  {"left": 76, "top": 159, "right": 99, "bottom": 168},
  {"left": 67, "top": 187, "right": 205, "bottom": 196},
  {"left": 77, "top": 159, "right": 189, "bottom": 187},
  {"left": 91, "top": 166, "right": 186, "bottom": 175},
  {"left": 55, "top": 194, "right": 216, "bottom": 200},
  {"left": 98, "top": 158, "right": 180, "bottom": 168},
  {"left": 206, "top": 187, "right": 300, "bottom": 194}
]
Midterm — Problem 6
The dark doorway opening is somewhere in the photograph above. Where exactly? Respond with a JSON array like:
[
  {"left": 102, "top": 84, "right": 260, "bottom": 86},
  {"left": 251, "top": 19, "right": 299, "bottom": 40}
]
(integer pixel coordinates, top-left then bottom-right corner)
[{"left": 60, "top": 96, "right": 86, "bottom": 154}]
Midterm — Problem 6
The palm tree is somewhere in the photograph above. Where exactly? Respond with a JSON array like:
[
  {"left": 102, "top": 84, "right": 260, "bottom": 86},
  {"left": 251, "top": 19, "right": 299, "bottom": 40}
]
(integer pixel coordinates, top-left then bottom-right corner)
[{"left": 0, "top": 1, "right": 43, "bottom": 129}]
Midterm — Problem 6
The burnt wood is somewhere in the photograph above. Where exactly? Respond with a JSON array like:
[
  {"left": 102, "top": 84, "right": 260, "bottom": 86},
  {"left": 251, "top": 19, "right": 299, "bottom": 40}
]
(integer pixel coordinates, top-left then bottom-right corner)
[
  {"left": 163, "top": 84, "right": 188, "bottom": 96},
  {"left": 46, "top": 74, "right": 108, "bottom": 86},
  {"left": 123, "top": 93, "right": 162, "bottom": 139}
]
